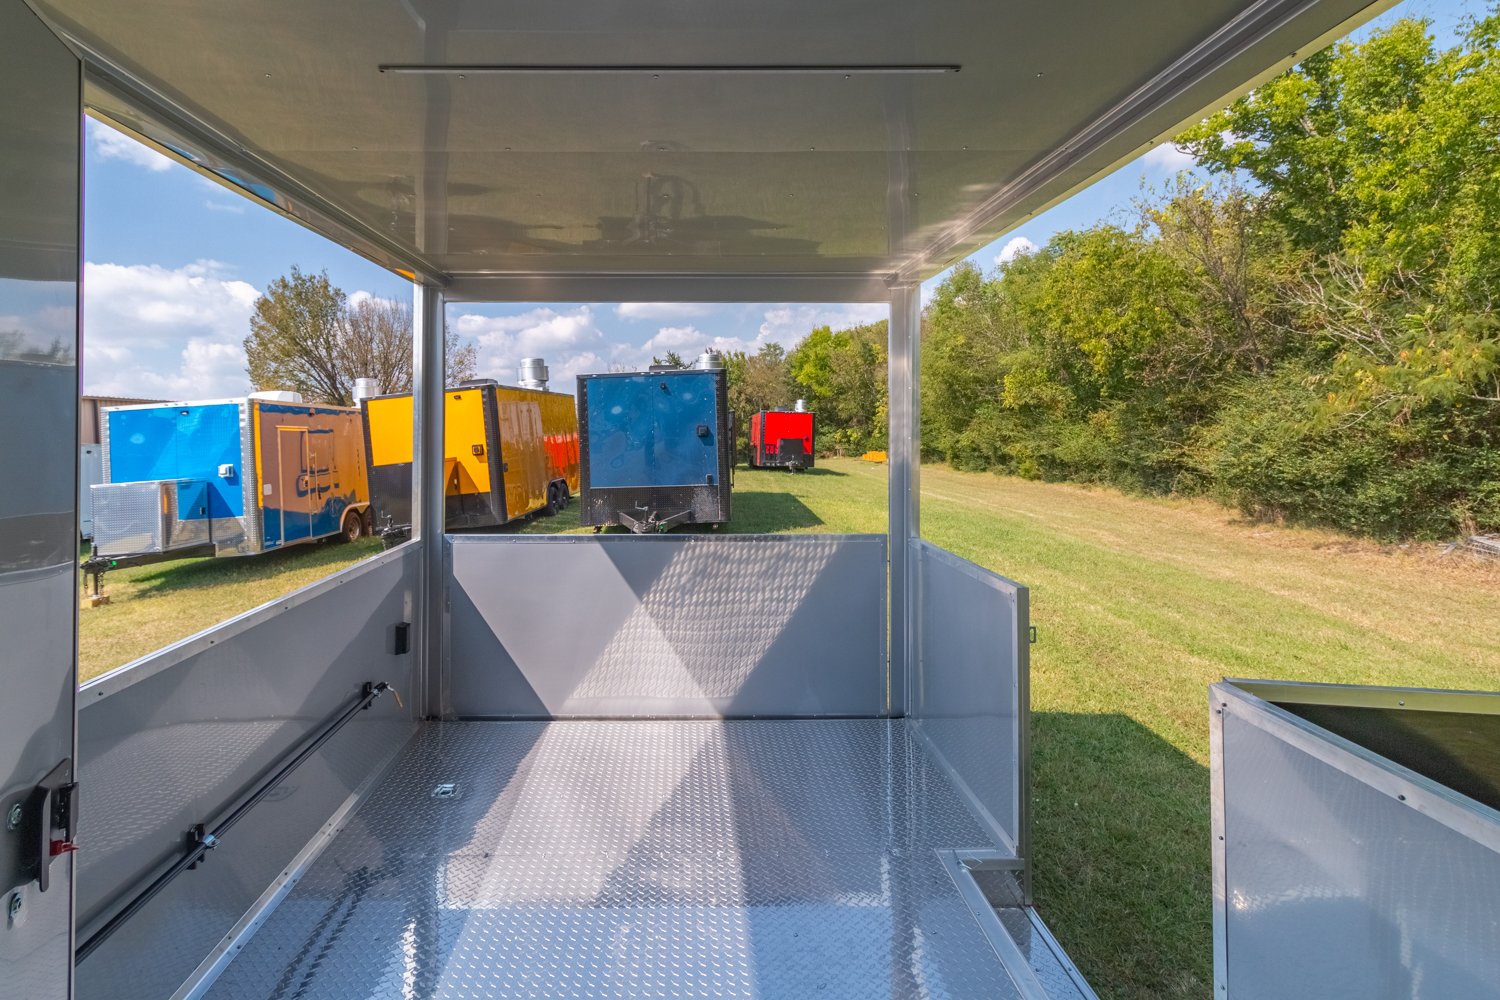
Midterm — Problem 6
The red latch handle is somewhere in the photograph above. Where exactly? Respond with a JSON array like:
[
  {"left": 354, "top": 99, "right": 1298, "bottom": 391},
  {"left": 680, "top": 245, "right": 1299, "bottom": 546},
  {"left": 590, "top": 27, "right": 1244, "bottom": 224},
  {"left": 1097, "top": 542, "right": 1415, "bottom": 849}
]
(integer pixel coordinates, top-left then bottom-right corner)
[{"left": 50, "top": 839, "right": 78, "bottom": 857}]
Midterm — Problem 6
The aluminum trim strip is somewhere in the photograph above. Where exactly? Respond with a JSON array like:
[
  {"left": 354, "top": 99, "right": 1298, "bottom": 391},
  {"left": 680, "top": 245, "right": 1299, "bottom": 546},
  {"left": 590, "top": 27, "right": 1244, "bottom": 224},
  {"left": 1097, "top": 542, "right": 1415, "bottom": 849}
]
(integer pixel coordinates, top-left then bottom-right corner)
[
  {"left": 441, "top": 272, "right": 896, "bottom": 303},
  {"left": 1226, "top": 677, "right": 1500, "bottom": 715},
  {"left": 446, "top": 531, "right": 887, "bottom": 545},
  {"left": 1209, "top": 686, "right": 1230, "bottom": 998},
  {"left": 939, "top": 850, "right": 1052, "bottom": 1000},
  {"left": 1023, "top": 907, "right": 1101, "bottom": 1000}
]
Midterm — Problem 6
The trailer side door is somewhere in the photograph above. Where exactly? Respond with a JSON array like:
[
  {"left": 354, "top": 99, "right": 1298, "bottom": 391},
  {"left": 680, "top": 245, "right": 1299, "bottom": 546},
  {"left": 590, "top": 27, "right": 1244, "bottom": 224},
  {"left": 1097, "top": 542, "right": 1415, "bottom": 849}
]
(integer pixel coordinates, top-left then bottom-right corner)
[{"left": 0, "top": 4, "right": 81, "bottom": 995}]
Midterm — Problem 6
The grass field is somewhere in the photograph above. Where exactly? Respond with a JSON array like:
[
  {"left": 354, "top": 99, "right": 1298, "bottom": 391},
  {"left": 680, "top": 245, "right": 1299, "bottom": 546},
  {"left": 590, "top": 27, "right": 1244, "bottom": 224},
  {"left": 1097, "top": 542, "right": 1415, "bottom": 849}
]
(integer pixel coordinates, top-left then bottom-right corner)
[{"left": 77, "top": 457, "right": 1500, "bottom": 999}]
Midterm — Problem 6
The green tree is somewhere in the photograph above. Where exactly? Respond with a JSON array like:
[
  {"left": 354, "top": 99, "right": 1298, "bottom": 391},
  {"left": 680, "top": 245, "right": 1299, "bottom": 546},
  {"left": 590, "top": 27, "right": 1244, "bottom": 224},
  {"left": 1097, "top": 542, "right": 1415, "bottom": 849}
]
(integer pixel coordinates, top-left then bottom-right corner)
[
  {"left": 723, "top": 343, "right": 796, "bottom": 457},
  {"left": 246, "top": 267, "right": 347, "bottom": 403},
  {"left": 245, "top": 266, "right": 477, "bottom": 404}
]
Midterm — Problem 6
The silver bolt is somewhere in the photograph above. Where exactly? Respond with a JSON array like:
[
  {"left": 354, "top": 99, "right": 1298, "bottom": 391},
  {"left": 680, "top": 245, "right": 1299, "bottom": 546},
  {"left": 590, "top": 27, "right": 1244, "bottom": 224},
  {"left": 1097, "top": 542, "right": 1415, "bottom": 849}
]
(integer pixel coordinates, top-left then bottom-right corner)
[
  {"left": 4, "top": 804, "right": 19, "bottom": 830},
  {"left": 7, "top": 893, "right": 21, "bottom": 921}
]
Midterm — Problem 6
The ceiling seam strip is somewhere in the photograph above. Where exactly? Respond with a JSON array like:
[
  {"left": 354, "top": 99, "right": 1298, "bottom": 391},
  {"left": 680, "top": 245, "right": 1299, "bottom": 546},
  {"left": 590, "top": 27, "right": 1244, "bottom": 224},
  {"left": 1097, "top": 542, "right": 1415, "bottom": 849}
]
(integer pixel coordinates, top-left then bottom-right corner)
[
  {"left": 893, "top": 0, "right": 1354, "bottom": 283},
  {"left": 74, "top": 45, "right": 449, "bottom": 284}
]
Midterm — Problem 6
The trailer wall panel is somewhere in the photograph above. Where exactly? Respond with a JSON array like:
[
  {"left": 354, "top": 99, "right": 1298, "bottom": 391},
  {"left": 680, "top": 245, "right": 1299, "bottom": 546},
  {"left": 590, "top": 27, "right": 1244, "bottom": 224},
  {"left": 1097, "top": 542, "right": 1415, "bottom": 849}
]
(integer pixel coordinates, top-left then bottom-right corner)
[
  {"left": 1212, "top": 683, "right": 1500, "bottom": 1000},
  {"left": 74, "top": 545, "right": 420, "bottom": 1000},
  {"left": 913, "top": 539, "right": 1029, "bottom": 859},
  {"left": 446, "top": 533, "right": 887, "bottom": 718}
]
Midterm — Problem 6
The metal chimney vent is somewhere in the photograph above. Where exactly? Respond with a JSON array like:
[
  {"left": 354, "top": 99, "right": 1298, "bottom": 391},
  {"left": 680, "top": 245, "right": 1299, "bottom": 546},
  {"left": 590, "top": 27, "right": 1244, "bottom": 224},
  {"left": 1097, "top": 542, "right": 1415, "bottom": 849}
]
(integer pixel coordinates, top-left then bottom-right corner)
[
  {"left": 353, "top": 378, "right": 381, "bottom": 403},
  {"left": 519, "top": 357, "right": 550, "bottom": 391}
]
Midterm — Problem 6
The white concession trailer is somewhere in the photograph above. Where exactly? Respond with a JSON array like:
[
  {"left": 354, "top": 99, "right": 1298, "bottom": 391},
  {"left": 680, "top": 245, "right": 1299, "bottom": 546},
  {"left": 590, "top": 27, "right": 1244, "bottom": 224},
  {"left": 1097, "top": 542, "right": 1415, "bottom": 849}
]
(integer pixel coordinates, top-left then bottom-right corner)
[{"left": 6, "top": 0, "right": 1490, "bottom": 999}]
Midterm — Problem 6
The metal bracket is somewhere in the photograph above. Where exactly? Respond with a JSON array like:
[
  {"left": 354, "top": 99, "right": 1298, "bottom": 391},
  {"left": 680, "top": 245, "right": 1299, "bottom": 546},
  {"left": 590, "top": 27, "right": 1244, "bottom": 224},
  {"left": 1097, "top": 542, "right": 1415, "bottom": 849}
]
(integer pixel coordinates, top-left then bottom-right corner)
[{"left": 13, "top": 759, "right": 79, "bottom": 895}]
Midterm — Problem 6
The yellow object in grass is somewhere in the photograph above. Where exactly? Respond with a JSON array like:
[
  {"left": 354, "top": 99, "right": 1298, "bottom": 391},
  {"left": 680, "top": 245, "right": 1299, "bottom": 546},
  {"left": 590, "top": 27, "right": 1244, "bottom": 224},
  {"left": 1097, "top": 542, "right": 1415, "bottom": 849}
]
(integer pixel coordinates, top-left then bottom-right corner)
[{"left": 860, "top": 451, "right": 888, "bottom": 462}]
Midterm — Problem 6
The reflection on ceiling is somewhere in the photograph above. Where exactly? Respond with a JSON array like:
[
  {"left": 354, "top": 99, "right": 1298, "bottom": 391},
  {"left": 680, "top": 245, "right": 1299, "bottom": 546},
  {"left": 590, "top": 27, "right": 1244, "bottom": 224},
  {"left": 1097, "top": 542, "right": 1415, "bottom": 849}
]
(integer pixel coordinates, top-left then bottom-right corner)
[{"left": 35, "top": 0, "right": 1388, "bottom": 286}]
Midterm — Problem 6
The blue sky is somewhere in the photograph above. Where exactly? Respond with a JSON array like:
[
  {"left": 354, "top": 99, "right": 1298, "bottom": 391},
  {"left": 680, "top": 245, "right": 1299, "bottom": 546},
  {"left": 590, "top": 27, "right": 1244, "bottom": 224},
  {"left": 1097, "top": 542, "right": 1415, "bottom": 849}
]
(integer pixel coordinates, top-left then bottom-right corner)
[{"left": 79, "top": 0, "right": 1477, "bottom": 398}]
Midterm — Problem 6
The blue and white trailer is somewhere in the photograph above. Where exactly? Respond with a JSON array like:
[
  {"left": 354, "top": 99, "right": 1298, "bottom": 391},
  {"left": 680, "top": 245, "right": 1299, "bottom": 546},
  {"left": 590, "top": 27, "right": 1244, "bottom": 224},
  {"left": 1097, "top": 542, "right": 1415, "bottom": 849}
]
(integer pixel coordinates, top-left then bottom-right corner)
[{"left": 89, "top": 392, "right": 372, "bottom": 569}]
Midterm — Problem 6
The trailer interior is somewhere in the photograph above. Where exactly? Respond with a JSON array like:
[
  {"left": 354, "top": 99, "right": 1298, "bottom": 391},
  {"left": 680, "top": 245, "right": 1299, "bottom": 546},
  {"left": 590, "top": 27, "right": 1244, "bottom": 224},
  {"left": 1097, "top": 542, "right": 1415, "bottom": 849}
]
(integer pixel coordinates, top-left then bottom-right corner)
[{"left": 1, "top": 1, "right": 1407, "bottom": 997}]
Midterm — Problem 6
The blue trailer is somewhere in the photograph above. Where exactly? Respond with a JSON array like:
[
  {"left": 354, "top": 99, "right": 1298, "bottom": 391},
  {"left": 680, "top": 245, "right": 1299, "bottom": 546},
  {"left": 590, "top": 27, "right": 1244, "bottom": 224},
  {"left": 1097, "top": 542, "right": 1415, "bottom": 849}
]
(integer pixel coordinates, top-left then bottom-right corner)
[
  {"left": 88, "top": 393, "right": 372, "bottom": 573},
  {"left": 576, "top": 363, "right": 733, "bottom": 532}
]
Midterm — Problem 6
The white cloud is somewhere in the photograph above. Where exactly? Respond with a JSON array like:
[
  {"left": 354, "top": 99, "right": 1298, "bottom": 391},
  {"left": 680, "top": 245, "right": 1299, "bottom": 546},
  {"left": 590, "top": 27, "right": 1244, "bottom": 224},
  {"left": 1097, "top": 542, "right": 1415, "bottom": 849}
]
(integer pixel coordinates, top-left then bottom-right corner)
[
  {"left": 614, "top": 302, "right": 714, "bottom": 320},
  {"left": 995, "top": 236, "right": 1038, "bottom": 267},
  {"left": 451, "top": 305, "right": 610, "bottom": 387},
  {"left": 90, "top": 123, "right": 174, "bottom": 173},
  {"left": 642, "top": 325, "right": 705, "bottom": 355},
  {"left": 1142, "top": 142, "right": 1195, "bottom": 172},
  {"left": 451, "top": 301, "right": 891, "bottom": 392},
  {"left": 82, "top": 260, "right": 259, "bottom": 399},
  {"left": 203, "top": 200, "right": 246, "bottom": 214},
  {"left": 757, "top": 304, "right": 887, "bottom": 346}
]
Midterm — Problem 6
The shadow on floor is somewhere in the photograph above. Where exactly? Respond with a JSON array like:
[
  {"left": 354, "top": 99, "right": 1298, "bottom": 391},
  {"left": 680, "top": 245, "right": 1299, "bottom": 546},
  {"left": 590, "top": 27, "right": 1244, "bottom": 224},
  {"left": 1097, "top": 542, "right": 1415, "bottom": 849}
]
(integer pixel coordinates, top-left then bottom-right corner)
[
  {"left": 1029, "top": 711, "right": 1212, "bottom": 1000},
  {"left": 724, "top": 491, "right": 824, "bottom": 532}
]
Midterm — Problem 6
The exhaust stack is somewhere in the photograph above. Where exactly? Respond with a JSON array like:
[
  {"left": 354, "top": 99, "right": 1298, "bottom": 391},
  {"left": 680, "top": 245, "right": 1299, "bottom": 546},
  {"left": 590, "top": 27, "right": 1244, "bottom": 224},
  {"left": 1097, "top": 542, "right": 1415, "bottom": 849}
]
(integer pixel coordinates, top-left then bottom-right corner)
[{"left": 519, "top": 357, "right": 550, "bottom": 391}]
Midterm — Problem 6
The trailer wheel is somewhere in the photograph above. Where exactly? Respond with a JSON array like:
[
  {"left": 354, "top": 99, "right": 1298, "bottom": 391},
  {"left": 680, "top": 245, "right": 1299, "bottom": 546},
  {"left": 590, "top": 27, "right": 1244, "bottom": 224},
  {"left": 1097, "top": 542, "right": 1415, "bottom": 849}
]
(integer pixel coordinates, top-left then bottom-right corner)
[
  {"left": 340, "top": 510, "right": 365, "bottom": 542},
  {"left": 540, "top": 483, "right": 561, "bottom": 516}
]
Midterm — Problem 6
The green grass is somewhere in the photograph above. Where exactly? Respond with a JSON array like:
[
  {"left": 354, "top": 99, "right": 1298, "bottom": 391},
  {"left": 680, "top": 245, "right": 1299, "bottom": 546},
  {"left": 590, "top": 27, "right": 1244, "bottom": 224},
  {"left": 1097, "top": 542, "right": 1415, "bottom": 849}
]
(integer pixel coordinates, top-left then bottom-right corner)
[
  {"left": 77, "top": 456, "right": 1500, "bottom": 999},
  {"left": 78, "top": 538, "right": 383, "bottom": 683}
]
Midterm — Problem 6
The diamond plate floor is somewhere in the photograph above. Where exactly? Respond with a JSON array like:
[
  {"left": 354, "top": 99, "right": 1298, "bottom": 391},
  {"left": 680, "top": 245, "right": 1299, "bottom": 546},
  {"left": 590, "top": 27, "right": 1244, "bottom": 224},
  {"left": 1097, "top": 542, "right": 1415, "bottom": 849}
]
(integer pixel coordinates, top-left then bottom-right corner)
[{"left": 205, "top": 719, "right": 1032, "bottom": 1000}]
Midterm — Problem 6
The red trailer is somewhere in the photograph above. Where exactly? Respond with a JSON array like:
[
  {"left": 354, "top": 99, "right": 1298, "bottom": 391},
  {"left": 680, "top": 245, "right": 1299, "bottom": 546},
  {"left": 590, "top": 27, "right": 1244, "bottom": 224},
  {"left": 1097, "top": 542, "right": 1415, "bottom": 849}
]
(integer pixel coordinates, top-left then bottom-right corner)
[{"left": 749, "top": 409, "right": 815, "bottom": 470}]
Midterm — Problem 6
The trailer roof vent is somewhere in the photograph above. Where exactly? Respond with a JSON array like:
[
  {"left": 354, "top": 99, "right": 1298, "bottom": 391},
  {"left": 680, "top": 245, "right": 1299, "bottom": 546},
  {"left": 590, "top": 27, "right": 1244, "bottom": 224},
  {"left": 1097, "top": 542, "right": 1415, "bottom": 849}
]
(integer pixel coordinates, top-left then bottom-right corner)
[
  {"left": 794, "top": 399, "right": 808, "bottom": 412},
  {"left": 456, "top": 378, "right": 499, "bottom": 387},
  {"left": 692, "top": 350, "right": 725, "bottom": 370},
  {"left": 352, "top": 378, "right": 381, "bottom": 403},
  {"left": 249, "top": 390, "right": 303, "bottom": 403}
]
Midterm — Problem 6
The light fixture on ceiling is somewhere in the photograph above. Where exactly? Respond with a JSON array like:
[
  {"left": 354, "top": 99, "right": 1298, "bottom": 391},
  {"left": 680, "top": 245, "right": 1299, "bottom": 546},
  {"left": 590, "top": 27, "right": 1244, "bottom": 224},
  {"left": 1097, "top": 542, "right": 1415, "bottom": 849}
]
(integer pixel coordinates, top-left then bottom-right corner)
[{"left": 378, "top": 63, "right": 960, "bottom": 76}]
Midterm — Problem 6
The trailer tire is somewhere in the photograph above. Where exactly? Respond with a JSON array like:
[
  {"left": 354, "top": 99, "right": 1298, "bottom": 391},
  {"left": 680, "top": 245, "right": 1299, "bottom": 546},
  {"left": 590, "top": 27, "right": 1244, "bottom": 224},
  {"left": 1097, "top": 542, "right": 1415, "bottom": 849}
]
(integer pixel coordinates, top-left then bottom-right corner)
[
  {"left": 340, "top": 510, "right": 365, "bottom": 542},
  {"left": 540, "top": 483, "right": 560, "bottom": 517}
]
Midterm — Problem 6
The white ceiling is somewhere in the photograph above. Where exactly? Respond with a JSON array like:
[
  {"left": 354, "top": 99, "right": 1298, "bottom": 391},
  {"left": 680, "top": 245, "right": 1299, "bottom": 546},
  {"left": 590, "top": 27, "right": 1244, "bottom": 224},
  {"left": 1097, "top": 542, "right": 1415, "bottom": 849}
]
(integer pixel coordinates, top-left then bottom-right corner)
[{"left": 34, "top": 0, "right": 1391, "bottom": 296}]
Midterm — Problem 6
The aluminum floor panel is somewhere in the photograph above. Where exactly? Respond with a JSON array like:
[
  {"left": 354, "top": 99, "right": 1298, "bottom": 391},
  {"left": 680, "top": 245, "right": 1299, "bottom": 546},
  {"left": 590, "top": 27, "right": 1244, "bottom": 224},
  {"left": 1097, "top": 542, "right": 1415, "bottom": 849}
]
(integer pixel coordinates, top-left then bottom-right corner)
[{"left": 205, "top": 719, "right": 1030, "bottom": 1000}]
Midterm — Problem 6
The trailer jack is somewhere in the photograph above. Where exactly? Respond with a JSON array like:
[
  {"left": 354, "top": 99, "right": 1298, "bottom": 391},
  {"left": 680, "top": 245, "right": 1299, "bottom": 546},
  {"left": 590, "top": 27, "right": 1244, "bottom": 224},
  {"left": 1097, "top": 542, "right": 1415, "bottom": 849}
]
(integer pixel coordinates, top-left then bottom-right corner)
[{"left": 617, "top": 509, "right": 694, "bottom": 534}]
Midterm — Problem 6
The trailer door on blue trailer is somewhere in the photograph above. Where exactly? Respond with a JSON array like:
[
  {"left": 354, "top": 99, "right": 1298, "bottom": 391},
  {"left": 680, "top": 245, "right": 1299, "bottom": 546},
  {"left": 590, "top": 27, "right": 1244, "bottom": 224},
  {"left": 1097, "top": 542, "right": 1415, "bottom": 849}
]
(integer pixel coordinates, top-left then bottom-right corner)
[
  {"left": 584, "top": 371, "right": 722, "bottom": 488},
  {"left": 577, "top": 368, "right": 732, "bottom": 532}
]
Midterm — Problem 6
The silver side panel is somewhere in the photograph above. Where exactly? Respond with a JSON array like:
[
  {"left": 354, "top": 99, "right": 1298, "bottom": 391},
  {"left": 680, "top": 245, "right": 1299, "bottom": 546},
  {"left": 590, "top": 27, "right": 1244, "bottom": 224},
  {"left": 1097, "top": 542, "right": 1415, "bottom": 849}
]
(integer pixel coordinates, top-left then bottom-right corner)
[
  {"left": 912, "top": 541, "right": 1030, "bottom": 872},
  {"left": 74, "top": 546, "right": 421, "bottom": 1000},
  {"left": 0, "top": 3, "right": 80, "bottom": 996},
  {"left": 446, "top": 534, "right": 888, "bottom": 719},
  {"left": 91, "top": 479, "right": 214, "bottom": 556},
  {"left": 1212, "top": 683, "right": 1500, "bottom": 1000}
]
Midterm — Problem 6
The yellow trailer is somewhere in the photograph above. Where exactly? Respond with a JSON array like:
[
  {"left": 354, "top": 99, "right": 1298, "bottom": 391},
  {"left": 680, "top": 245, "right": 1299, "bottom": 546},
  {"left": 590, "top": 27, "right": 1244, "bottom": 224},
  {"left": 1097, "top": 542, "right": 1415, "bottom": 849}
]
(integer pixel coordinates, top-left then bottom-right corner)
[{"left": 361, "top": 379, "right": 580, "bottom": 534}]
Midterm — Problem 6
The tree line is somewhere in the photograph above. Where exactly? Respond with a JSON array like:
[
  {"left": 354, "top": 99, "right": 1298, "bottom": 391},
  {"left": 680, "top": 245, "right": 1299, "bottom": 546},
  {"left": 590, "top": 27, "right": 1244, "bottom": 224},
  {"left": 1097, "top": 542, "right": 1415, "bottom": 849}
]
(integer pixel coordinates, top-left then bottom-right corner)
[{"left": 725, "top": 9, "right": 1500, "bottom": 540}]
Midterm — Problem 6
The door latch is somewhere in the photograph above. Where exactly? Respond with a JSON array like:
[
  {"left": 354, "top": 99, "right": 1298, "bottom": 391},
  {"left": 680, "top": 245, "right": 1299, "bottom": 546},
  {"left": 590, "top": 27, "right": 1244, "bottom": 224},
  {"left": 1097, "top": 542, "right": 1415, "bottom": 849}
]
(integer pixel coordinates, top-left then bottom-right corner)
[{"left": 12, "top": 760, "right": 78, "bottom": 894}]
